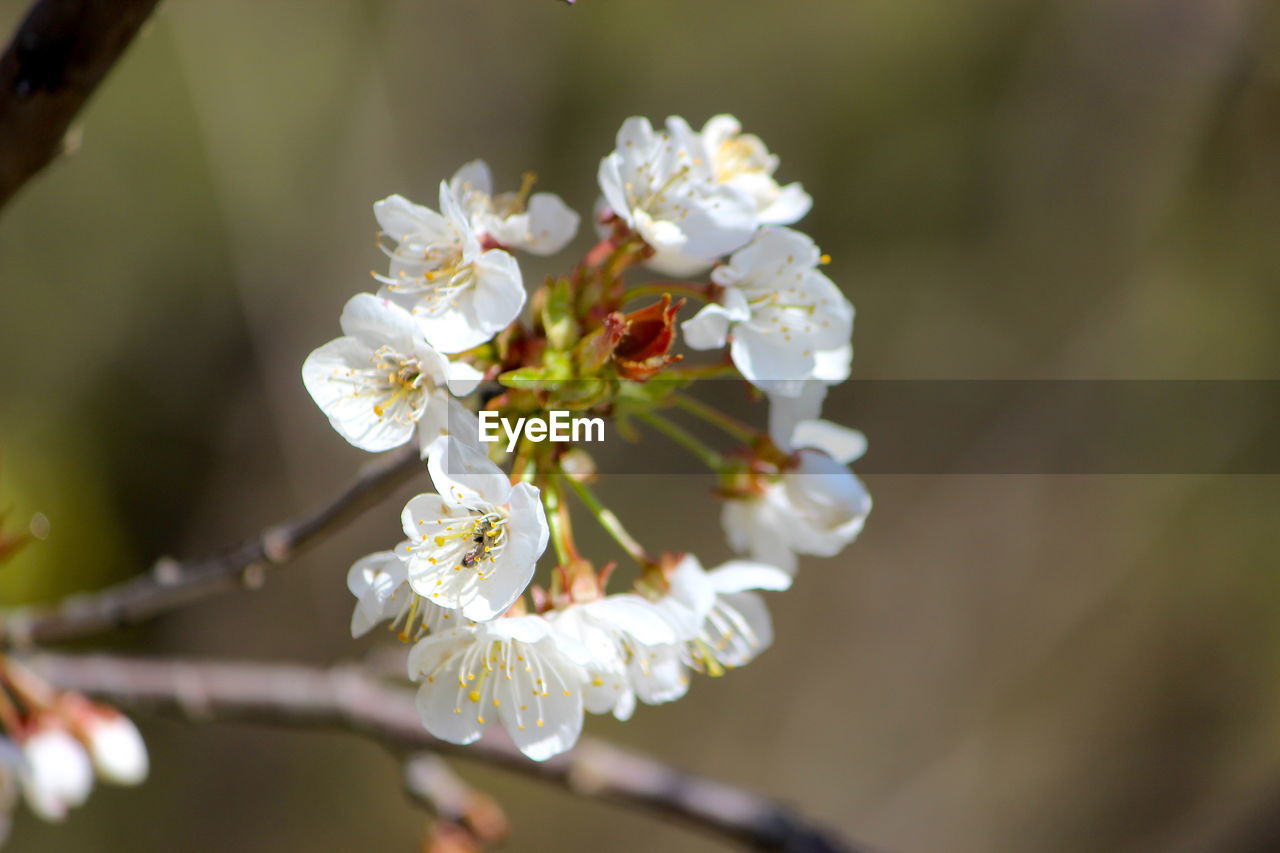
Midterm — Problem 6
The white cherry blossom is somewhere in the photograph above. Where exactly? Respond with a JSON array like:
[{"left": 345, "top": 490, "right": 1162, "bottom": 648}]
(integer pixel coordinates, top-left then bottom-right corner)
[
  {"left": 598, "top": 116, "right": 756, "bottom": 276},
  {"left": 683, "top": 227, "right": 852, "bottom": 395},
  {"left": 723, "top": 420, "right": 872, "bottom": 574},
  {"left": 81, "top": 712, "right": 147, "bottom": 787},
  {"left": 374, "top": 184, "right": 525, "bottom": 353},
  {"left": 551, "top": 594, "right": 687, "bottom": 721},
  {"left": 18, "top": 724, "right": 92, "bottom": 822},
  {"left": 401, "top": 437, "right": 549, "bottom": 622},
  {"left": 347, "top": 548, "right": 468, "bottom": 639},
  {"left": 407, "top": 616, "right": 589, "bottom": 761},
  {"left": 302, "top": 293, "right": 482, "bottom": 453},
  {"left": 659, "top": 555, "right": 791, "bottom": 673},
  {"left": 699, "top": 115, "right": 811, "bottom": 225},
  {"left": 448, "top": 160, "right": 579, "bottom": 256}
]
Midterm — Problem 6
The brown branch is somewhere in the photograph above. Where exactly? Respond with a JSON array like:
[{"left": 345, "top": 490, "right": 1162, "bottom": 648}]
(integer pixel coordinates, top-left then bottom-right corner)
[
  {"left": 0, "top": 445, "right": 423, "bottom": 648},
  {"left": 28, "top": 652, "right": 867, "bottom": 853},
  {"left": 0, "top": 0, "right": 162, "bottom": 212}
]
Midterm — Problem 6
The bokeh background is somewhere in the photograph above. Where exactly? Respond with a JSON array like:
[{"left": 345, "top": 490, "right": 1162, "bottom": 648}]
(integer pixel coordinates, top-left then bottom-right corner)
[{"left": 3, "top": 0, "right": 1280, "bottom": 850}]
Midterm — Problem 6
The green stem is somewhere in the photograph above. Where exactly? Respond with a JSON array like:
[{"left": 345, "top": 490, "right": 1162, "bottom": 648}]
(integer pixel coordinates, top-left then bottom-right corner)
[
  {"left": 561, "top": 471, "right": 653, "bottom": 566},
  {"left": 672, "top": 394, "right": 758, "bottom": 444},
  {"left": 542, "top": 476, "right": 573, "bottom": 566},
  {"left": 634, "top": 410, "right": 726, "bottom": 472},
  {"left": 664, "top": 361, "right": 740, "bottom": 381},
  {"left": 511, "top": 438, "right": 537, "bottom": 485}
]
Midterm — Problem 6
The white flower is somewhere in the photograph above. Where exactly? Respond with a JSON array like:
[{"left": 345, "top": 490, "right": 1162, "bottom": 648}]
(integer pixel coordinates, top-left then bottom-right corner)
[
  {"left": 683, "top": 227, "right": 852, "bottom": 395},
  {"left": 551, "top": 594, "right": 688, "bottom": 721},
  {"left": 347, "top": 548, "right": 467, "bottom": 639},
  {"left": 407, "top": 616, "right": 589, "bottom": 761},
  {"left": 699, "top": 115, "right": 811, "bottom": 225},
  {"left": 764, "top": 342, "right": 852, "bottom": 452},
  {"left": 723, "top": 420, "right": 872, "bottom": 574},
  {"left": 659, "top": 555, "right": 791, "bottom": 674},
  {"left": 401, "top": 437, "right": 549, "bottom": 622},
  {"left": 82, "top": 712, "right": 147, "bottom": 786},
  {"left": 374, "top": 185, "right": 525, "bottom": 353},
  {"left": 598, "top": 116, "right": 756, "bottom": 276},
  {"left": 448, "top": 160, "right": 579, "bottom": 256},
  {"left": 302, "top": 293, "right": 482, "bottom": 453},
  {"left": 19, "top": 725, "right": 92, "bottom": 822}
]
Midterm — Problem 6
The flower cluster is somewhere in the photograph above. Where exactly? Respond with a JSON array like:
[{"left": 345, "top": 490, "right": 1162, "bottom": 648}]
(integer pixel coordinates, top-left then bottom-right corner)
[
  {"left": 0, "top": 661, "right": 147, "bottom": 843},
  {"left": 304, "top": 115, "right": 871, "bottom": 761}
]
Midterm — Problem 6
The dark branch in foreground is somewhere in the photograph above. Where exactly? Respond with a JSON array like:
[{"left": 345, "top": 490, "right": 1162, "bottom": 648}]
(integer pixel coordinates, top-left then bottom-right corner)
[
  {"left": 29, "top": 653, "right": 865, "bottom": 853},
  {"left": 0, "top": 0, "right": 162, "bottom": 212},
  {"left": 0, "top": 445, "right": 422, "bottom": 648}
]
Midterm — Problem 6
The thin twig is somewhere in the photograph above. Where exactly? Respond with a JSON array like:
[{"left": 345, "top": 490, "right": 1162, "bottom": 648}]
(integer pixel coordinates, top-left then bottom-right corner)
[
  {"left": 28, "top": 652, "right": 867, "bottom": 853},
  {"left": 0, "top": 444, "right": 423, "bottom": 648},
  {"left": 0, "top": 0, "right": 162, "bottom": 213},
  {"left": 404, "top": 753, "right": 509, "bottom": 848}
]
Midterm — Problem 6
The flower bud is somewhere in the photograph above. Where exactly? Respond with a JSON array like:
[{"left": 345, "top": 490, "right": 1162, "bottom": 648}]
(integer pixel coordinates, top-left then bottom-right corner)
[
  {"left": 83, "top": 710, "right": 148, "bottom": 786},
  {"left": 19, "top": 723, "right": 92, "bottom": 822}
]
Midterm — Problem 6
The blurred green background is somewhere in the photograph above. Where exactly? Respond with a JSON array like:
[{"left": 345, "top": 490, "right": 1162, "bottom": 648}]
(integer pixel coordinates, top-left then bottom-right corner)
[{"left": 2, "top": 0, "right": 1280, "bottom": 850}]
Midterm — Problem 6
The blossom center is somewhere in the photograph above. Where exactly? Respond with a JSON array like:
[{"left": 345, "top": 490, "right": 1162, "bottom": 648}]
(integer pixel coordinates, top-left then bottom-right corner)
[{"left": 713, "top": 137, "right": 764, "bottom": 183}]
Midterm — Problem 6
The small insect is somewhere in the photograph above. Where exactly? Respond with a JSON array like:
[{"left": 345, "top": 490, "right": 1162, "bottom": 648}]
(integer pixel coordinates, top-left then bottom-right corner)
[{"left": 460, "top": 517, "right": 496, "bottom": 569}]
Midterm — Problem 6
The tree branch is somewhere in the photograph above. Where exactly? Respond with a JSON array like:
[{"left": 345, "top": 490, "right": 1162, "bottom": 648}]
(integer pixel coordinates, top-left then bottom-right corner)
[
  {"left": 27, "top": 652, "right": 867, "bottom": 853},
  {"left": 0, "top": 445, "right": 423, "bottom": 648},
  {"left": 0, "top": 0, "right": 162, "bottom": 213}
]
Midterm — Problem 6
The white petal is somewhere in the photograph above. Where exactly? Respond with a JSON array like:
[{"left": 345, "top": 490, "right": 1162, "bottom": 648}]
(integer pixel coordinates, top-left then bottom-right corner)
[
  {"left": 757, "top": 182, "right": 813, "bottom": 225},
  {"left": 720, "top": 499, "right": 799, "bottom": 574},
  {"left": 374, "top": 194, "right": 447, "bottom": 242},
  {"left": 585, "top": 595, "right": 680, "bottom": 646},
  {"left": 447, "top": 360, "right": 484, "bottom": 397},
  {"left": 812, "top": 344, "right": 852, "bottom": 384},
  {"left": 470, "top": 250, "right": 526, "bottom": 329},
  {"left": 497, "top": 641, "right": 585, "bottom": 761},
  {"left": 707, "top": 560, "right": 793, "bottom": 593},
  {"left": 700, "top": 114, "right": 742, "bottom": 148},
  {"left": 731, "top": 326, "right": 816, "bottom": 388},
  {"left": 713, "top": 591, "right": 775, "bottom": 665},
  {"left": 415, "top": 680, "right": 485, "bottom": 746},
  {"left": 767, "top": 382, "right": 828, "bottom": 451},
  {"left": 597, "top": 154, "right": 631, "bottom": 225},
  {"left": 665, "top": 555, "right": 717, "bottom": 618},
  {"left": 86, "top": 715, "right": 148, "bottom": 786},
  {"left": 634, "top": 210, "right": 688, "bottom": 254},
  {"left": 486, "top": 615, "right": 554, "bottom": 644},
  {"left": 680, "top": 304, "right": 734, "bottom": 350},
  {"left": 339, "top": 292, "right": 422, "bottom": 355},
  {"left": 518, "top": 193, "right": 580, "bottom": 255},
  {"left": 347, "top": 549, "right": 409, "bottom": 637},
  {"left": 671, "top": 184, "right": 757, "bottom": 261},
  {"left": 790, "top": 420, "right": 867, "bottom": 464},
  {"left": 450, "top": 159, "right": 494, "bottom": 200},
  {"left": 427, "top": 435, "right": 511, "bottom": 508}
]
